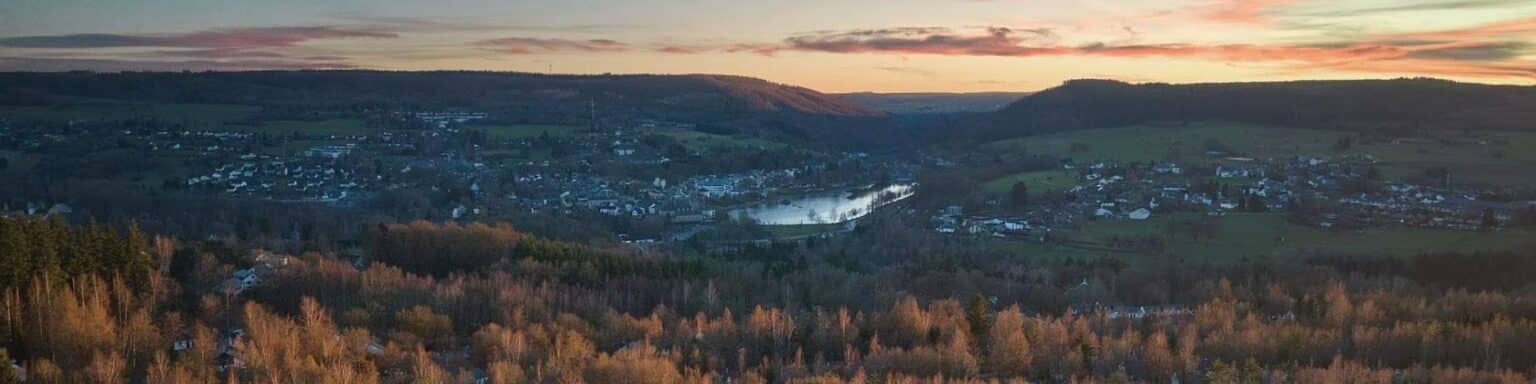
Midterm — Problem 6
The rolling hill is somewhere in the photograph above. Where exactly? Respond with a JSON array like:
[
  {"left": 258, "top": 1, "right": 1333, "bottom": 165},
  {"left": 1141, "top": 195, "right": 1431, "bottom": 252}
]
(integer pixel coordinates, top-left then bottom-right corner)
[
  {"left": 0, "top": 70, "right": 882, "bottom": 121},
  {"left": 995, "top": 78, "right": 1536, "bottom": 136},
  {"left": 837, "top": 92, "right": 1031, "bottom": 114}
]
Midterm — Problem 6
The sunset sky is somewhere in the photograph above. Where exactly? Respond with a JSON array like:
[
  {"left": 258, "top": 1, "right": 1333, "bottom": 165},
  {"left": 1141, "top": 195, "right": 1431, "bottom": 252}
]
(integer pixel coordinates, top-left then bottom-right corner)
[{"left": 1, "top": 0, "right": 1533, "bottom": 92}]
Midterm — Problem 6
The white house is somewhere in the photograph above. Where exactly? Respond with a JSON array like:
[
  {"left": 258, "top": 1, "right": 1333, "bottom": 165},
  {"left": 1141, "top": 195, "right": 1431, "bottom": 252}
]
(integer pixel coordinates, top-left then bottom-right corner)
[{"left": 1128, "top": 208, "right": 1152, "bottom": 220}]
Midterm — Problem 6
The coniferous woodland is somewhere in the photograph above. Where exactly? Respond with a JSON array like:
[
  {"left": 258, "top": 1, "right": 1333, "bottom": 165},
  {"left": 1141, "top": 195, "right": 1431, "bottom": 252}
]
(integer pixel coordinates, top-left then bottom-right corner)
[{"left": 3, "top": 215, "right": 1536, "bottom": 383}]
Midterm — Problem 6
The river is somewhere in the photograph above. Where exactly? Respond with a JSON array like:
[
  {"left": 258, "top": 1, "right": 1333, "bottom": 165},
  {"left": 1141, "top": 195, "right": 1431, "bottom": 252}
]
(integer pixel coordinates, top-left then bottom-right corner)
[{"left": 730, "top": 183, "right": 916, "bottom": 225}]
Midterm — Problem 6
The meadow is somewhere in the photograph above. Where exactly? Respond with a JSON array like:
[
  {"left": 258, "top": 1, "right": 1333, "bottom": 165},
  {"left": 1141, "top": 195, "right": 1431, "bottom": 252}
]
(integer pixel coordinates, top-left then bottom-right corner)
[
  {"left": 656, "top": 128, "right": 788, "bottom": 151},
  {"left": 981, "top": 170, "right": 1077, "bottom": 198},
  {"left": 985, "top": 121, "right": 1536, "bottom": 186},
  {"left": 999, "top": 213, "right": 1536, "bottom": 265},
  {"left": 985, "top": 122, "right": 1348, "bottom": 164}
]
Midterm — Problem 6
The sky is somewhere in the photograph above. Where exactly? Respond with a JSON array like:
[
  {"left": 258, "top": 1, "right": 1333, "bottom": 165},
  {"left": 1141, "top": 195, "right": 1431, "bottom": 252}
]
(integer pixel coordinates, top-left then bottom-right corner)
[{"left": 1, "top": 0, "right": 1534, "bottom": 92}]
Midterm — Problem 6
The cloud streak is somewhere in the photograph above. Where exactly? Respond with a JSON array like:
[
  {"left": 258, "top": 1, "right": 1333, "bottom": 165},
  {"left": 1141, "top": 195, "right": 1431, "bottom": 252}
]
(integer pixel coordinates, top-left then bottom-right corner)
[
  {"left": 475, "top": 37, "right": 630, "bottom": 54},
  {"left": 691, "top": 19, "right": 1536, "bottom": 79},
  {"left": 0, "top": 26, "right": 397, "bottom": 49},
  {"left": 0, "top": 56, "right": 359, "bottom": 72}
]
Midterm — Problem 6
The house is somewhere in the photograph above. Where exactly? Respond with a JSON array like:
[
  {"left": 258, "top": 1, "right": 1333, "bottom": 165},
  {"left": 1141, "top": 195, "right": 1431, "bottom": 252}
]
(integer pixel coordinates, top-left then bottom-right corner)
[
  {"left": 1152, "top": 162, "right": 1182, "bottom": 174},
  {"left": 303, "top": 144, "right": 354, "bottom": 159},
  {"left": 44, "top": 203, "right": 72, "bottom": 217},
  {"left": 613, "top": 145, "right": 637, "bottom": 156},
  {"left": 173, "top": 338, "right": 193, "bottom": 352},
  {"left": 231, "top": 268, "right": 261, "bottom": 292},
  {"left": 696, "top": 178, "right": 736, "bottom": 198},
  {"left": 1128, "top": 208, "right": 1152, "bottom": 220},
  {"left": 942, "top": 205, "right": 964, "bottom": 217},
  {"left": 1216, "top": 166, "right": 1251, "bottom": 179}
]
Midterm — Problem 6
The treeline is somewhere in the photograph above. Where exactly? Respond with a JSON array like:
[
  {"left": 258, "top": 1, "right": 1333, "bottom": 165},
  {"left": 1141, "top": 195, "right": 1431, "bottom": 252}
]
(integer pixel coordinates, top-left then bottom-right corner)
[
  {"left": 367, "top": 220, "right": 706, "bottom": 283},
  {"left": 1310, "top": 251, "right": 1536, "bottom": 292},
  {"left": 217, "top": 254, "right": 1536, "bottom": 383},
  {"left": 995, "top": 78, "right": 1536, "bottom": 138},
  {"left": 0, "top": 71, "right": 877, "bottom": 121},
  {"left": 0, "top": 216, "right": 153, "bottom": 291},
  {"left": 6, "top": 215, "right": 1536, "bottom": 382}
]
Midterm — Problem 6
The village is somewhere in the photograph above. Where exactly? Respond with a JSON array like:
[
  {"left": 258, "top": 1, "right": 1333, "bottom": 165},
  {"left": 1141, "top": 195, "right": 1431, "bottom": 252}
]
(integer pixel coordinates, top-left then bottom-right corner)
[
  {"left": 0, "top": 111, "right": 917, "bottom": 243},
  {"left": 932, "top": 151, "right": 1534, "bottom": 240}
]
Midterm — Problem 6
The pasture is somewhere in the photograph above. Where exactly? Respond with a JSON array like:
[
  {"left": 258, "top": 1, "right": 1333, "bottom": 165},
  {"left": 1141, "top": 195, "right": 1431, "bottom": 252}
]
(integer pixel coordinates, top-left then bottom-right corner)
[
  {"left": 982, "top": 170, "right": 1076, "bottom": 197},
  {"left": 986, "top": 121, "right": 1536, "bottom": 186},
  {"left": 1034, "top": 213, "right": 1536, "bottom": 265},
  {"left": 657, "top": 129, "right": 787, "bottom": 151}
]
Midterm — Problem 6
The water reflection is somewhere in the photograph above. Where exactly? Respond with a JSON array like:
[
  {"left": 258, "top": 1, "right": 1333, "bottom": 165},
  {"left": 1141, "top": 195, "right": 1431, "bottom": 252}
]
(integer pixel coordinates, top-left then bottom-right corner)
[{"left": 731, "top": 183, "right": 916, "bottom": 225}]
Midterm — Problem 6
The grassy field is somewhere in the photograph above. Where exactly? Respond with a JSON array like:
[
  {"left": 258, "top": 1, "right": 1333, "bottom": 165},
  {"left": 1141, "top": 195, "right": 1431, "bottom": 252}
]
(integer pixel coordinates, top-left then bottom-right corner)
[
  {"left": 0, "top": 103, "right": 258, "bottom": 125},
  {"left": 986, "top": 122, "right": 1348, "bottom": 164},
  {"left": 1349, "top": 132, "right": 1536, "bottom": 186},
  {"left": 657, "top": 129, "right": 788, "bottom": 151},
  {"left": 982, "top": 170, "right": 1077, "bottom": 197},
  {"left": 467, "top": 124, "right": 581, "bottom": 140},
  {"left": 986, "top": 121, "right": 1536, "bottom": 186},
  {"left": 1036, "top": 213, "right": 1536, "bottom": 264},
  {"left": 125, "top": 158, "right": 189, "bottom": 188},
  {"left": 765, "top": 224, "right": 843, "bottom": 239}
]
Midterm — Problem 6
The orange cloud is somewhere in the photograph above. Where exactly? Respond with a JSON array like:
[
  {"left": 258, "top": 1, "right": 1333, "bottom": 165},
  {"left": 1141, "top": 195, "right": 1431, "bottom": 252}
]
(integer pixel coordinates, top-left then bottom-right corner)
[
  {"left": 1198, "top": 0, "right": 1298, "bottom": 24},
  {"left": 721, "top": 21, "right": 1534, "bottom": 80}
]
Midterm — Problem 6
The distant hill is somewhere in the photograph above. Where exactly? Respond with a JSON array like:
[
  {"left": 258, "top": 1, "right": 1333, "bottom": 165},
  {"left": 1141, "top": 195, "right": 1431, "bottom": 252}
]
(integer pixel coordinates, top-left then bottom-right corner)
[
  {"left": 838, "top": 92, "right": 1030, "bottom": 114},
  {"left": 0, "top": 70, "right": 882, "bottom": 121},
  {"left": 996, "top": 78, "right": 1536, "bottom": 136}
]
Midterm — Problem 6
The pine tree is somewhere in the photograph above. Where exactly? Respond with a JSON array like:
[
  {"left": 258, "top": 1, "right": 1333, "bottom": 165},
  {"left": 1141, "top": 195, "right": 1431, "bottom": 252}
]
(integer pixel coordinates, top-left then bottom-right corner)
[
  {"left": 965, "top": 294, "right": 990, "bottom": 345},
  {"left": 0, "top": 219, "right": 32, "bottom": 292},
  {"left": 1204, "top": 359, "right": 1238, "bottom": 384}
]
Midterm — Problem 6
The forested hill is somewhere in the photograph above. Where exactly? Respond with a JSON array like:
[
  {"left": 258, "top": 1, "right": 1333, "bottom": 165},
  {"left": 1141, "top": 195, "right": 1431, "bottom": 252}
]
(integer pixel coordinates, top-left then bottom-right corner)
[
  {"left": 996, "top": 78, "right": 1536, "bottom": 136},
  {"left": 838, "top": 92, "right": 1031, "bottom": 114},
  {"left": 0, "top": 70, "right": 882, "bottom": 120}
]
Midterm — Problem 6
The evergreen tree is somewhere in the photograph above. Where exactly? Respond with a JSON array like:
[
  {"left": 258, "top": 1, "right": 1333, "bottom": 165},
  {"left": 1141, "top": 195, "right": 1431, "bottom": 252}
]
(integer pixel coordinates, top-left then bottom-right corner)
[{"left": 965, "top": 294, "right": 990, "bottom": 346}]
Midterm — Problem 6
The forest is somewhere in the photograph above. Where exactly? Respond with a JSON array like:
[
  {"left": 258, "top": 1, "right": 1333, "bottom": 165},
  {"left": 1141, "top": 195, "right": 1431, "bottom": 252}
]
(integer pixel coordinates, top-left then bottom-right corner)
[
  {"left": 4, "top": 215, "right": 1536, "bottom": 383},
  {"left": 993, "top": 78, "right": 1536, "bottom": 139}
]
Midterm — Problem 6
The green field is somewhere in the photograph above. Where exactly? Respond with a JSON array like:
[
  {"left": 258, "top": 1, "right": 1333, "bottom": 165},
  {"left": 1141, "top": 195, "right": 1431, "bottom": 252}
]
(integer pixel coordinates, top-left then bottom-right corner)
[
  {"left": 1349, "top": 132, "right": 1536, "bottom": 186},
  {"left": 986, "top": 122, "right": 1348, "bottom": 164},
  {"left": 0, "top": 103, "right": 258, "bottom": 125},
  {"left": 657, "top": 129, "right": 788, "bottom": 151},
  {"left": 467, "top": 124, "right": 581, "bottom": 140},
  {"left": 982, "top": 170, "right": 1077, "bottom": 196},
  {"left": 765, "top": 224, "right": 842, "bottom": 239},
  {"left": 1010, "top": 213, "right": 1536, "bottom": 265},
  {"left": 986, "top": 121, "right": 1536, "bottom": 186}
]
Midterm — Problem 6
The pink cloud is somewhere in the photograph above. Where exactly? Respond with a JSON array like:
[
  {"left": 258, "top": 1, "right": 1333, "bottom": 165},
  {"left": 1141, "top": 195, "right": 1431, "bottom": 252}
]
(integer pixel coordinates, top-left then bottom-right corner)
[
  {"left": 691, "top": 20, "right": 1534, "bottom": 80},
  {"left": 0, "top": 26, "right": 397, "bottom": 49},
  {"left": 1197, "top": 0, "right": 1298, "bottom": 24},
  {"left": 475, "top": 37, "right": 629, "bottom": 54},
  {"left": 0, "top": 56, "right": 361, "bottom": 71}
]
